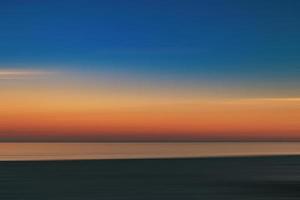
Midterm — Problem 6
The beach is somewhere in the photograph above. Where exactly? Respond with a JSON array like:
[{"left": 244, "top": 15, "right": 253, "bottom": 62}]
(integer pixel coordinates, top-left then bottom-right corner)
[{"left": 1, "top": 156, "right": 300, "bottom": 200}]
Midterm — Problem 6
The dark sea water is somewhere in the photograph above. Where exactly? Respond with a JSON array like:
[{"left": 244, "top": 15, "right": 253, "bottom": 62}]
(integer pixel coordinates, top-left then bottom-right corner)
[{"left": 0, "top": 156, "right": 300, "bottom": 200}]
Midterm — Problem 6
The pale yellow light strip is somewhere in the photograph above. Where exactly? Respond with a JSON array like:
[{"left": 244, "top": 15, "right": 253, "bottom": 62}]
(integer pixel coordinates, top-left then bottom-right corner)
[{"left": 0, "top": 69, "right": 55, "bottom": 77}]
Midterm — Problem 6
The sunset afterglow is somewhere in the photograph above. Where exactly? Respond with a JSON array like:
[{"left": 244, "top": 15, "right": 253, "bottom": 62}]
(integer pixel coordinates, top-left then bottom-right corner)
[{"left": 0, "top": 0, "right": 299, "bottom": 141}]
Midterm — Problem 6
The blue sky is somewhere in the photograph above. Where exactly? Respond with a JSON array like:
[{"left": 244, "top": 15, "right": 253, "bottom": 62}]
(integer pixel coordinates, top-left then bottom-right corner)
[
  {"left": 0, "top": 0, "right": 299, "bottom": 86},
  {"left": 0, "top": 0, "right": 300, "bottom": 141}
]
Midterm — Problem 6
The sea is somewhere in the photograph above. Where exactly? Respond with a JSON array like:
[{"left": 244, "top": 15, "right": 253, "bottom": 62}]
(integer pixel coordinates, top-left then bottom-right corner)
[{"left": 0, "top": 142, "right": 300, "bottom": 160}]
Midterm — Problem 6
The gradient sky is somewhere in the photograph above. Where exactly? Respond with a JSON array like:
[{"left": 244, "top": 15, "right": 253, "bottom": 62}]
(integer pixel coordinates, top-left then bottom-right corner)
[{"left": 0, "top": 0, "right": 299, "bottom": 141}]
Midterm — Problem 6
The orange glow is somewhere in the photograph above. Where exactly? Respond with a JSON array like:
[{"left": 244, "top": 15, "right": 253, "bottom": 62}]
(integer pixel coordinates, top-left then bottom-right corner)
[
  {"left": 0, "top": 70, "right": 299, "bottom": 141},
  {"left": 1, "top": 91, "right": 299, "bottom": 140}
]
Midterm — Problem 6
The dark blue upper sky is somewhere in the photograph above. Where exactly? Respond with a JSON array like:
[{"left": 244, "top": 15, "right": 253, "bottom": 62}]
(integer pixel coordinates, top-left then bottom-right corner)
[{"left": 0, "top": 0, "right": 299, "bottom": 85}]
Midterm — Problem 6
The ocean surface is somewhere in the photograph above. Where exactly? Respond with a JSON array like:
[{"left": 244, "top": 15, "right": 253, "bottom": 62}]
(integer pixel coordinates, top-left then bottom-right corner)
[
  {"left": 1, "top": 156, "right": 300, "bottom": 199},
  {"left": 1, "top": 142, "right": 300, "bottom": 160},
  {"left": 1, "top": 143, "right": 300, "bottom": 199}
]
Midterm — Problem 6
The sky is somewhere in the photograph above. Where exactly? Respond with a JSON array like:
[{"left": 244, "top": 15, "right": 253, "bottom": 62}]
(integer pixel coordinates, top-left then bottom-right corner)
[{"left": 0, "top": 0, "right": 299, "bottom": 141}]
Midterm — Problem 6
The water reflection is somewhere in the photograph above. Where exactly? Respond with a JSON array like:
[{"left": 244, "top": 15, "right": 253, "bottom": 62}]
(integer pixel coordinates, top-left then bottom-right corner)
[{"left": 1, "top": 142, "right": 300, "bottom": 160}]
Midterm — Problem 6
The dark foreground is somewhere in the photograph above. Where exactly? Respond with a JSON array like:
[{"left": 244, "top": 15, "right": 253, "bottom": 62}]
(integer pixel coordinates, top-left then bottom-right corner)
[{"left": 1, "top": 156, "right": 300, "bottom": 200}]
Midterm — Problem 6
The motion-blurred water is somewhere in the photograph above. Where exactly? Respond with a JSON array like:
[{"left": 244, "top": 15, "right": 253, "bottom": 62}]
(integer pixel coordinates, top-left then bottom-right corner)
[
  {"left": 1, "top": 142, "right": 300, "bottom": 160},
  {"left": 0, "top": 156, "right": 300, "bottom": 199}
]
